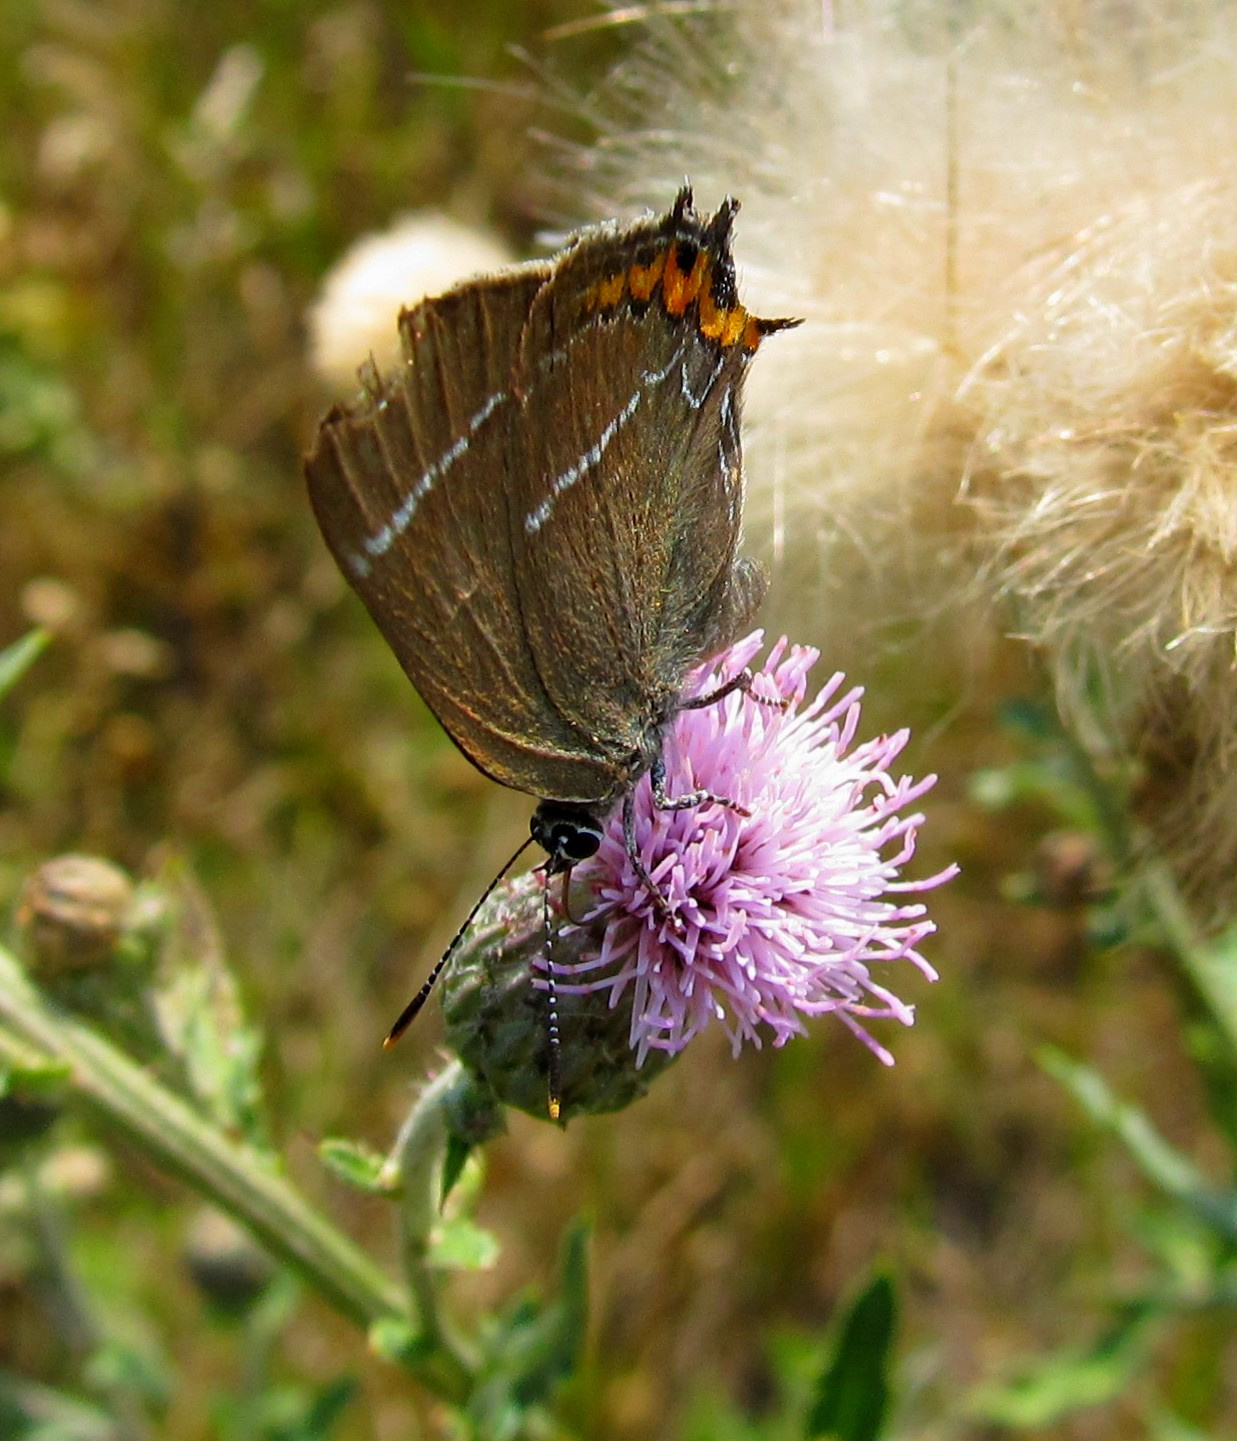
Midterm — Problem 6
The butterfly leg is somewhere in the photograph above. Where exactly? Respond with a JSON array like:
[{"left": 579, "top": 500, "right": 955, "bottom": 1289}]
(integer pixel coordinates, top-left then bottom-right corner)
[
  {"left": 620, "top": 669, "right": 784, "bottom": 924},
  {"left": 679, "top": 665, "right": 790, "bottom": 713},
  {"left": 649, "top": 753, "right": 751, "bottom": 820},
  {"left": 620, "top": 756, "right": 748, "bottom": 932},
  {"left": 622, "top": 788, "right": 681, "bottom": 926}
]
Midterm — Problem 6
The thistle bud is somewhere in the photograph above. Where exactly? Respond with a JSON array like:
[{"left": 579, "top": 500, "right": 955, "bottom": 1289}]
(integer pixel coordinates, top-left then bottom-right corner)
[
  {"left": 14, "top": 855, "right": 168, "bottom": 1057},
  {"left": 16, "top": 855, "right": 136, "bottom": 975},
  {"left": 440, "top": 870, "right": 676, "bottom": 1124}
]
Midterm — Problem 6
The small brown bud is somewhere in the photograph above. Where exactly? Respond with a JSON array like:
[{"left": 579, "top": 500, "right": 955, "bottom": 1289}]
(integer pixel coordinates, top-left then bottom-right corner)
[
  {"left": 16, "top": 855, "right": 136, "bottom": 975},
  {"left": 1031, "top": 830, "right": 1112, "bottom": 909}
]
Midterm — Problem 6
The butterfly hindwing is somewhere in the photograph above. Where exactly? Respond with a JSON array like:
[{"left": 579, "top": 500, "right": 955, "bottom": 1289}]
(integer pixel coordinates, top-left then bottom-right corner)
[{"left": 306, "top": 267, "right": 622, "bottom": 800}]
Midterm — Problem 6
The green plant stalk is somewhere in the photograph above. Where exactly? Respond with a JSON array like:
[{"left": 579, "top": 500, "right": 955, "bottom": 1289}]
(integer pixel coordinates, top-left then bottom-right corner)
[
  {"left": 0, "top": 939, "right": 472, "bottom": 1402},
  {"left": 388, "top": 1060, "right": 476, "bottom": 1370},
  {"left": 1141, "top": 861, "right": 1237, "bottom": 1058},
  {"left": 1061, "top": 721, "right": 1237, "bottom": 1056}
]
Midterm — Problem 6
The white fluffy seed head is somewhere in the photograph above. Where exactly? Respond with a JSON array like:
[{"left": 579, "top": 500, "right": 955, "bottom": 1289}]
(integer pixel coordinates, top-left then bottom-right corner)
[
  {"left": 308, "top": 212, "right": 514, "bottom": 392},
  {"left": 539, "top": 0, "right": 1237, "bottom": 912}
]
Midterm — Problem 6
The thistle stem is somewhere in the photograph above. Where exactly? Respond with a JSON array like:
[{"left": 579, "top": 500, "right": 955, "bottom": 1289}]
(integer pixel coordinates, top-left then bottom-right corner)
[
  {"left": 0, "top": 939, "right": 472, "bottom": 1401},
  {"left": 386, "top": 1061, "right": 477, "bottom": 1371}
]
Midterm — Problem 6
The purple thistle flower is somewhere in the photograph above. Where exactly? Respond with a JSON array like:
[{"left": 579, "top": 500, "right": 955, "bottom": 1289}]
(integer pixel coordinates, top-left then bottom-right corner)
[{"left": 553, "top": 632, "right": 956, "bottom": 1068}]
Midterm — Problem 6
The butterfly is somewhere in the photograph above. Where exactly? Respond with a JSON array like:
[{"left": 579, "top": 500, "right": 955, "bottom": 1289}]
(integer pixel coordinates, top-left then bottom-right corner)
[{"left": 305, "top": 186, "right": 797, "bottom": 1117}]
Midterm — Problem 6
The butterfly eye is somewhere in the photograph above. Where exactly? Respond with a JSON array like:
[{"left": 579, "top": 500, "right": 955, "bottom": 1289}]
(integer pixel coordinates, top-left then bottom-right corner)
[{"left": 556, "top": 822, "right": 602, "bottom": 863}]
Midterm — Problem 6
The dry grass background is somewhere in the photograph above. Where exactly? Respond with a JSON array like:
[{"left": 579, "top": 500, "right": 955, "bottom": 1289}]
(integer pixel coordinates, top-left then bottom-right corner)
[{"left": 0, "top": 2, "right": 1233, "bottom": 1438}]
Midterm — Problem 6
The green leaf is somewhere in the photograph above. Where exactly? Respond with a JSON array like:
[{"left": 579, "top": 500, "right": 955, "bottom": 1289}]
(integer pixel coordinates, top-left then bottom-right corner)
[
  {"left": 805, "top": 1273, "right": 896, "bottom": 1440},
  {"left": 969, "top": 1308, "right": 1156, "bottom": 1426},
  {"left": 0, "top": 1093, "right": 61, "bottom": 1156},
  {"left": 468, "top": 1219, "right": 591, "bottom": 1435},
  {"left": 212, "top": 1374, "right": 357, "bottom": 1441},
  {"left": 148, "top": 863, "right": 269, "bottom": 1145},
  {"left": 0, "top": 1367, "right": 117, "bottom": 1441},
  {"left": 82, "top": 1337, "right": 171, "bottom": 1411},
  {"left": 368, "top": 1318, "right": 434, "bottom": 1369},
  {"left": 428, "top": 1215, "right": 499, "bottom": 1271},
  {"left": 0, "top": 629, "right": 48, "bottom": 701},
  {"left": 284, "top": 1377, "right": 357, "bottom": 1441},
  {"left": 317, "top": 1138, "right": 394, "bottom": 1195},
  {"left": 1148, "top": 1409, "right": 1220, "bottom": 1441},
  {"left": 1142, "top": 865, "right": 1237, "bottom": 1059},
  {"left": 260, "top": 1377, "right": 358, "bottom": 1441},
  {"left": 681, "top": 1387, "right": 771, "bottom": 1441},
  {"left": 0, "top": 1054, "right": 70, "bottom": 1098},
  {"left": 1187, "top": 917, "right": 1237, "bottom": 1070},
  {"left": 1136, "top": 866, "right": 1237, "bottom": 1149},
  {"left": 555, "top": 1217, "right": 589, "bottom": 1362},
  {"left": 1041, "top": 1048, "right": 1237, "bottom": 1244},
  {"left": 440, "top": 1132, "right": 472, "bottom": 1207}
]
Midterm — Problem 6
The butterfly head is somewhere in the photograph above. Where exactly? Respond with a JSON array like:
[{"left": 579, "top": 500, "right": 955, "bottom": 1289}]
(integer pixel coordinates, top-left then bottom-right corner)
[{"left": 530, "top": 800, "right": 606, "bottom": 876}]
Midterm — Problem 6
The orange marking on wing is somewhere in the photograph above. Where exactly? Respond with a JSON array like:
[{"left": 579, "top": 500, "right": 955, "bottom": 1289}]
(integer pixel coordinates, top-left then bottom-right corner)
[
  {"left": 697, "top": 268, "right": 727, "bottom": 340},
  {"left": 627, "top": 253, "right": 665, "bottom": 301},
  {"left": 717, "top": 307, "right": 748, "bottom": 348},
  {"left": 684, "top": 250, "right": 708, "bottom": 304},
  {"left": 661, "top": 246, "right": 690, "bottom": 315},
  {"left": 741, "top": 315, "right": 766, "bottom": 352},
  {"left": 595, "top": 272, "right": 626, "bottom": 310},
  {"left": 662, "top": 243, "right": 707, "bottom": 315}
]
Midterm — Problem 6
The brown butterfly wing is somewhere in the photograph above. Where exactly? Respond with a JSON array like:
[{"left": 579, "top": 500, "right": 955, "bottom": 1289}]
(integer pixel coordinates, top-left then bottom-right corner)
[
  {"left": 501, "top": 202, "right": 768, "bottom": 770},
  {"left": 305, "top": 265, "right": 623, "bottom": 803}
]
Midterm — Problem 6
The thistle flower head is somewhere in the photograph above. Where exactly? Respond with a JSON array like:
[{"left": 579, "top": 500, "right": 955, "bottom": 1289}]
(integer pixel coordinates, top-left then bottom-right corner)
[
  {"left": 562, "top": 633, "right": 953, "bottom": 1066},
  {"left": 442, "top": 634, "right": 954, "bottom": 1120}
]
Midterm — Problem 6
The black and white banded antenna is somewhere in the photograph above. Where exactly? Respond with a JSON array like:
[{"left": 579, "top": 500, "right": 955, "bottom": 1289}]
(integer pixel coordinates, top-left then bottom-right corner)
[
  {"left": 382, "top": 831, "right": 571, "bottom": 1123},
  {"left": 383, "top": 833, "right": 537, "bottom": 1047}
]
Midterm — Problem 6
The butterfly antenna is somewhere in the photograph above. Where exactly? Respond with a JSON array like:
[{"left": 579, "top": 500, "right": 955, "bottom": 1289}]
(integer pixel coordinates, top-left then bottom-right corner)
[
  {"left": 542, "top": 875, "right": 565, "bottom": 1124},
  {"left": 384, "top": 834, "right": 536, "bottom": 1048}
]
